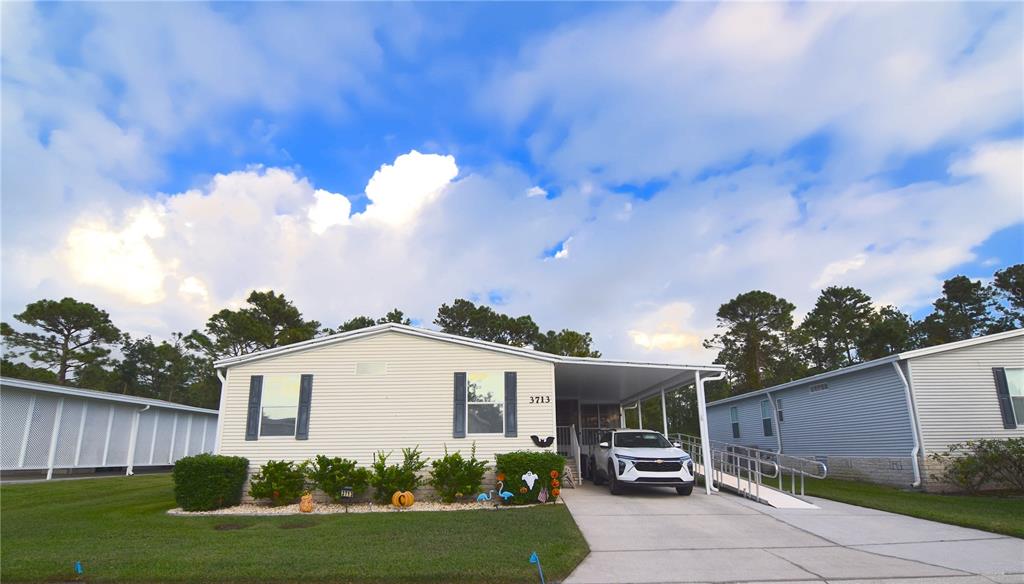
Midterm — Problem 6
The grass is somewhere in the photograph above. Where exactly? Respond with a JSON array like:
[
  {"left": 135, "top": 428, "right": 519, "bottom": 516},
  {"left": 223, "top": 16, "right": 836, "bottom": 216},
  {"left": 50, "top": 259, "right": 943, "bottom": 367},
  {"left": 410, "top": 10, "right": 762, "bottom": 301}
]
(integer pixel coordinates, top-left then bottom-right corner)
[
  {"left": 803, "top": 477, "right": 1024, "bottom": 538},
  {"left": 0, "top": 474, "right": 589, "bottom": 583}
]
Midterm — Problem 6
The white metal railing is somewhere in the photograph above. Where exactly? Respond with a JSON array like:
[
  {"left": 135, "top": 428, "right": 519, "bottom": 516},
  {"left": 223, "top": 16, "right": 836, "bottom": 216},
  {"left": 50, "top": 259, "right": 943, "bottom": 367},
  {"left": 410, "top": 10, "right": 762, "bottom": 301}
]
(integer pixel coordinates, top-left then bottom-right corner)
[
  {"left": 555, "top": 426, "right": 573, "bottom": 457},
  {"left": 671, "top": 433, "right": 827, "bottom": 498},
  {"left": 569, "top": 424, "right": 582, "bottom": 481}
]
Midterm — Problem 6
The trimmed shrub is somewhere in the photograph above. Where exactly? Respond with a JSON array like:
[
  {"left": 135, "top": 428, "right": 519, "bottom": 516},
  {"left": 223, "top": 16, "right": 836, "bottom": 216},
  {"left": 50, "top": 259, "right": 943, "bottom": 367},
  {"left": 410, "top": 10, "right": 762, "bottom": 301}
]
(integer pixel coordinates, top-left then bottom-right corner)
[
  {"left": 306, "top": 455, "right": 373, "bottom": 502},
  {"left": 975, "top": 437, "right": 1024, "bottom": 492},
  {"left": 930, "top": 438, "right": 1024, "bottom": 493},
  {"left": 248, "top": 460, "right": 307, "bottom": 506},
  {"left": 429, "top": 444, "right": 489, "bottom": 503},
  {"left": 369, "top": 447, "right": 428, "bottom": 504},
  {"left": 495, "top": 450, "right": 565, "bottom": 505},
  {"left": 172, "top": 453, "right": 249, "bottom": 511}
]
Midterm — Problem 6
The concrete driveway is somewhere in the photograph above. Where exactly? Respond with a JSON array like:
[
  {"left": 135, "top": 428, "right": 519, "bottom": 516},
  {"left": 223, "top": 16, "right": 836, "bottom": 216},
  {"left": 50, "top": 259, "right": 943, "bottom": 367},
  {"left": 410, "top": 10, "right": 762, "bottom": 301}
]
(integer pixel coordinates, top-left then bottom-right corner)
[{"left": 561, "top": 484, "right": 1023, "bottom": 584}]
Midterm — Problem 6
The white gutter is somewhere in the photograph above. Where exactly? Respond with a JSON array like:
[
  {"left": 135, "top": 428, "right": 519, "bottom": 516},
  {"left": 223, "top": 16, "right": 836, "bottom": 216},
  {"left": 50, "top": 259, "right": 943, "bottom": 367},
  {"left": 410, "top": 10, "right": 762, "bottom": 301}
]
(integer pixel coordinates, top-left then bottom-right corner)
[{"left": 891, "top": 361, "right": 921, "bottom": 487}]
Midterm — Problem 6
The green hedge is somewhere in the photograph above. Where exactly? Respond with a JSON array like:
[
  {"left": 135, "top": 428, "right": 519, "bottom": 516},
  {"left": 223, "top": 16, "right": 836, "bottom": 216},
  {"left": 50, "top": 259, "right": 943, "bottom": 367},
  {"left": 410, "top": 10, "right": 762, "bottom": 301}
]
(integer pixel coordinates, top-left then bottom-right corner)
[
  {"left": 494, "top": 451, "right": 565, "bottom": 505},
  {"left": 248, "top": 460, "right": 307, "bottom": 506},
  {"left": 172, "top": 454, "right": 249, "bottom": 511}
]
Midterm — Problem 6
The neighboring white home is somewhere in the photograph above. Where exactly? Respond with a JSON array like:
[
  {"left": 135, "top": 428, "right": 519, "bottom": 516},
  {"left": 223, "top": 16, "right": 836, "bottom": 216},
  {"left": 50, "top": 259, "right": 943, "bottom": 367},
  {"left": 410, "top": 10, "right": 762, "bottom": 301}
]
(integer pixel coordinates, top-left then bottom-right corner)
[
  {"left": 705, "top": 329, "right": 1024, "bottom": 490},
  {"left": 0, "top": 377, "right": 218, "bottom": 480},
  {"left": 212, "top": 323, "right": 725, "bottom": 491}
]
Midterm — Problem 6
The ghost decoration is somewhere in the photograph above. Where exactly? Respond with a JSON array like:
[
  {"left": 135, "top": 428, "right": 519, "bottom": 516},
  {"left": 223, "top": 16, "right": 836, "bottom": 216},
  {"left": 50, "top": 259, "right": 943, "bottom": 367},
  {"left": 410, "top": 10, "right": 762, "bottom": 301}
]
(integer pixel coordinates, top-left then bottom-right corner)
[{"left": 521, "top": 470, "right": 539, "bottom": 490}]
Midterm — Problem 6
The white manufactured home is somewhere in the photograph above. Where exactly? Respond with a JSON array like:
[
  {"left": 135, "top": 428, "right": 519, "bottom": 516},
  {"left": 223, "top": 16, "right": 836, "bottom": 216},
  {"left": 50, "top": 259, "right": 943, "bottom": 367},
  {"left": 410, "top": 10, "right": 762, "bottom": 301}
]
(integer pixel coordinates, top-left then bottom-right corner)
[
  {"left": 705, "top": 329, "right": 1024, "bottom": 490},
  {"left": 0, "top": 377, "right": 218, "bottom": 480},
  {"left": 213, "top": 323, "right": 725, "bottom": 490}
]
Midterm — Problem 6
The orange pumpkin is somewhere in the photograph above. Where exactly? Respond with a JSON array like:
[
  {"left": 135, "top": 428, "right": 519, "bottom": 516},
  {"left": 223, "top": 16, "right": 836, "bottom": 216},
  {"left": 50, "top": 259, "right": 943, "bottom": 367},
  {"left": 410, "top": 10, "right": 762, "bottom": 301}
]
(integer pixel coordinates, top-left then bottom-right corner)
[
  {"left": 496, "top": 472, "right": 506, "bottom": 481},
  {"left": 519, "top": 486, "right": 528, "bottom": 494},
  {"left": 551, "top": 488, "right": 560, "bottom": 497},
  {"left": 549, "top": 470, "right": 559, "bottom": 478},
  {"left": 391, "top": 490, "right": 415, "bottom": 508},
  {"left": 550, "top": 479, "right": 560, "bottom": 488}
]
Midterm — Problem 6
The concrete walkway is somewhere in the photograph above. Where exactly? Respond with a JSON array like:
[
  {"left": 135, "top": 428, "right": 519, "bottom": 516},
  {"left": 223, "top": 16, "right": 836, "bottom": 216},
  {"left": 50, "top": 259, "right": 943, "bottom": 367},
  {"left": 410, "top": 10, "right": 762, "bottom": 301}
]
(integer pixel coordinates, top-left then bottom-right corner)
[{"left": 561, "top": 484, "right": 1023, "bottom": 584}]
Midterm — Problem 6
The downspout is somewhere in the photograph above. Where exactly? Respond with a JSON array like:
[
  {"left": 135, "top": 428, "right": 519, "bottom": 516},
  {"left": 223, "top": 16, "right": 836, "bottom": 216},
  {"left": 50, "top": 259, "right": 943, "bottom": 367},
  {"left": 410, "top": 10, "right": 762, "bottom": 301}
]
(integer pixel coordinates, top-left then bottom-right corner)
[
  {"left": 696, "top": 370, "right": 726, "bottom": 495},
  {"left": 891, "top": 361, "right": 921, "bottom": 488},
  {"left": 126, "top": 405, "right": 151, "bottom": 476},
  {"left": 214, "top": 368, "right": 229, "bottom": 454}
]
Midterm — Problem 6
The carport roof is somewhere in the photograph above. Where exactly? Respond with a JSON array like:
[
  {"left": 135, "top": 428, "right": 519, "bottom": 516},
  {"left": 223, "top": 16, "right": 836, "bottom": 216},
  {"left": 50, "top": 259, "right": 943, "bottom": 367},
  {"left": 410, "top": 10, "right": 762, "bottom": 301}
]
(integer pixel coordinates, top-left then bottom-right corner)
[{"left": 214, "top": 323, "right": 722, "bottom": 402}]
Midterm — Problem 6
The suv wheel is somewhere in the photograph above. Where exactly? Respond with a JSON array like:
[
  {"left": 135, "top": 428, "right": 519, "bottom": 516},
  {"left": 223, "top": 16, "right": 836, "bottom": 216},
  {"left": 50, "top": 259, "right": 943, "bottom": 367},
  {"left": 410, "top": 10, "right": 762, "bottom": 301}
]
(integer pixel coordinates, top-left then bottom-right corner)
[
  {"left": 608, "top": 463, "right": 623, "bottom": 495},
  {"left": 591, "top": 457, "right": 605, "bottom": 486},
  {"left": 676, "top": 484, "right": 693, "bottom": 496}
]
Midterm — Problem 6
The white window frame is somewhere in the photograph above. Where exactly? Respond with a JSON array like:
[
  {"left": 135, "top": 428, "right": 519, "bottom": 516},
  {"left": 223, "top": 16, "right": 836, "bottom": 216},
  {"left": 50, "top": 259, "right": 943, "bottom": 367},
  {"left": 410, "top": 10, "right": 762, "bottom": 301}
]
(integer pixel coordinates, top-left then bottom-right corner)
[
  {"left": 776, "top": 398, "right": 784, "bottom": 422},
  {"left": 466, "top": 371, "right": 504, "bottom": 435},
  {"left": 1006, "top": 367, "right": 1024, "bottom": 425},
  {"left": 730, "top": 406, "right": 740, "bottom": 439},
  {"left": 259, "top": 374, "right": 301, "bottom": 438},
  {"left": 761, "top": 399, "right": 774, "bottom": 437}
]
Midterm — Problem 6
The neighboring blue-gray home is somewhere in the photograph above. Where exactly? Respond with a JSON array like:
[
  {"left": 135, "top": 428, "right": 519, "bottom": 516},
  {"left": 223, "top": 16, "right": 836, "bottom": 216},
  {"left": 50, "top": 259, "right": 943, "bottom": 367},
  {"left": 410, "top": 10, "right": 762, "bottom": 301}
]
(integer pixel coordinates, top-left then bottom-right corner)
[{"left": 706, "top": 329, "right": 1024, "bottom": 490}]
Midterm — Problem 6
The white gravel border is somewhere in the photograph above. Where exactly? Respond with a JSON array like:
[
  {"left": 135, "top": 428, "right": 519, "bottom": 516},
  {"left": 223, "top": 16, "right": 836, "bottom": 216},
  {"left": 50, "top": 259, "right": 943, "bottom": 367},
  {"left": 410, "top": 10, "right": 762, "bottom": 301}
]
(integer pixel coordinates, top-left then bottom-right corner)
[{"left": 168, "top": 499, "right": 561, "bottom": 516}]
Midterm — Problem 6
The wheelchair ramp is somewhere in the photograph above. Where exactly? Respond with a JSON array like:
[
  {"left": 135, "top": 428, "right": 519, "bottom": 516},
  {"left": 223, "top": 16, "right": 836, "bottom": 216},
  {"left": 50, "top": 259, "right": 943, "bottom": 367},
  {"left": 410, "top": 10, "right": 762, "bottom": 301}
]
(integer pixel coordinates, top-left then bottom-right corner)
[{"left": 693, "top": 462, "right": 818, "bottom": 509}]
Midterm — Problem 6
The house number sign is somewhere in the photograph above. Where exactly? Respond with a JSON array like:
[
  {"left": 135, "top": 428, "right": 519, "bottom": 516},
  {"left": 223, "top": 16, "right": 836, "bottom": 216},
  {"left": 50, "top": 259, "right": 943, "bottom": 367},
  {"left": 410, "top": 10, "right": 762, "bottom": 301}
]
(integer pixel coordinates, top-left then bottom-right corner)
[{"left": 528, "top": 395, "right": 551, "bottom": 404}]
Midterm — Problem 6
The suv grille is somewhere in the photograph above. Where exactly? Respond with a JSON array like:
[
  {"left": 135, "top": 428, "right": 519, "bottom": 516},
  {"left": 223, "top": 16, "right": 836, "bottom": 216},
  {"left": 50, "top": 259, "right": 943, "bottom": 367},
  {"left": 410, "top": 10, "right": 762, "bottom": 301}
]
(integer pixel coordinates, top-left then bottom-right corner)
[{"left": 634, "top": 461, "right": 683, "bottom": 472}]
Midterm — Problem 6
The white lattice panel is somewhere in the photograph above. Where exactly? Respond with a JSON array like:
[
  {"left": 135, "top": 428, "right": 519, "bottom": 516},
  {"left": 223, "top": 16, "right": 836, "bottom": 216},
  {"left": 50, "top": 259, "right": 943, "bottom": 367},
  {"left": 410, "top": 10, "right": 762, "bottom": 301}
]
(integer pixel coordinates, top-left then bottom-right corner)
[
  {"left": 0, "top": 389, "right": 32, "bottom": 469},
  {"left": 23, "top": 395, "right": 58, "bottom": 469},
  {"left": 103, "top": 405, "right": 133, "bottom": 465},
  {"left": 133, "top": 409, "right": 157, "bottom": 464},
  {"left": 53, "top": 399, "right": 85, "bottom": 468},
  {"left": 172, "top": 414, "right": 188, "bottom": 462},
  {"left": 77, "top": 403, "right": 112, "bottom": 467}
]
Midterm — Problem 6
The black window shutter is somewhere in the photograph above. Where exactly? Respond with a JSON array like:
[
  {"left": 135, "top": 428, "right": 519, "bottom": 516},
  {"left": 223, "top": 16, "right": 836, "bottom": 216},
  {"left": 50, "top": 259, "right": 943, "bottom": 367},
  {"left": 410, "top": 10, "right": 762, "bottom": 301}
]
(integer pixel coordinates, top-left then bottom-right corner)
[
  {"left": 504, "top": 371, "right": 518, "bottom": 438},
  {"left": 453, "top": 372, "right": 467, "bottom": 438},
  {"left": 993, "top": 368, "right": 1017, "bottom": 429},
  {"left": 245, "top": 375, "right": 263, "bottom": 441},
  {"left": 295, "top": 374, "right": 313, "bottom": 440}
]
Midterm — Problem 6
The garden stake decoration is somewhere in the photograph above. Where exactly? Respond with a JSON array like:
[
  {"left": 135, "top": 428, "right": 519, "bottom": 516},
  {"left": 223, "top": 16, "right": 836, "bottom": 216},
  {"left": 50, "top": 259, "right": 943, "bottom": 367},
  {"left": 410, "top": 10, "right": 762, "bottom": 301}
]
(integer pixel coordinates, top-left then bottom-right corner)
[
  {"left": 496, "top": 480, "right": 514, "bottom": 502},
  {"left": 74, "top": 561, "right": 84, "bottom": 576},
  {"left": 529, "top": 551, "right": 546, "bottom": 584},
  {"left": 521, "top": 470, "right": 539, "bottom": 490},
  {"left": 476, "top": 490, "right": 494, "bottom": 502},
  {"left": 537, "top": 487, "right": 548, "bottom": 503}
]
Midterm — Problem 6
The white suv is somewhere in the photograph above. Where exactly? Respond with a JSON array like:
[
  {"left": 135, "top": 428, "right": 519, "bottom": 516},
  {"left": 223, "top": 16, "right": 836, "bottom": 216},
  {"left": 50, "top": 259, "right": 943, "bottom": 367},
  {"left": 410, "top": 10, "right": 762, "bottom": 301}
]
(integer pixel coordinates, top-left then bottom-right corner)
[{"left": 591, "top": 429, "right": 696, "bottom": 496}]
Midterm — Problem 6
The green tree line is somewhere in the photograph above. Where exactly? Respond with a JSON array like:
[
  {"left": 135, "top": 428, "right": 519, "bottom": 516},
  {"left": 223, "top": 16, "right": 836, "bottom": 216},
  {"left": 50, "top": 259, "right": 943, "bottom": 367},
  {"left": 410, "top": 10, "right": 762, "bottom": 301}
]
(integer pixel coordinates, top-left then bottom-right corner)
[{"left": 1, "top": 293, "right": 600, "bottom": 408}]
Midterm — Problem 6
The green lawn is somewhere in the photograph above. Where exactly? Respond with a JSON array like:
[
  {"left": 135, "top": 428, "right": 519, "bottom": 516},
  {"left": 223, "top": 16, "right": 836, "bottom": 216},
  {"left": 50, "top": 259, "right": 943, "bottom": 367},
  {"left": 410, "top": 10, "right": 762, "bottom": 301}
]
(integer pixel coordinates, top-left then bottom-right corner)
[
  {"left": 0, "top": 474, "right": 589, "bottom": 583},
  {"left": 803, "top": 478, "right": 1024, "bottom": 538}
]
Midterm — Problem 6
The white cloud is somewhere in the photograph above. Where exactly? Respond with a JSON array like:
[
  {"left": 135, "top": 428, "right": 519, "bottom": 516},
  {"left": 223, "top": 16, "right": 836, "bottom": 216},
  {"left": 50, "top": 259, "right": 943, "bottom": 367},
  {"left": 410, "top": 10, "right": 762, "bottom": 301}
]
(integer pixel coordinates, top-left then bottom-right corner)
[
  {"left": 356, "top": 151, "right": 458, "bottom": 226},
  {"left": 813, "top": 253, "right": 868, "bottom": 289},
  {"left": 307, "top": 189, "right": 352, "bottom": 234},
  {"left": 482, "top": 3, "right": 1023, "bottom": 184},
  {"left": 526, "top": 186, "right": 547, "bottom": 198},
  {"left": 554, "top": 237, "right": 572, "bottom": 260},
  {"left": 628, "top": 302, "right": 704, "bottom": 358},
  {"left": 64, "top": 205, "right": 170, "bottom": 304}
]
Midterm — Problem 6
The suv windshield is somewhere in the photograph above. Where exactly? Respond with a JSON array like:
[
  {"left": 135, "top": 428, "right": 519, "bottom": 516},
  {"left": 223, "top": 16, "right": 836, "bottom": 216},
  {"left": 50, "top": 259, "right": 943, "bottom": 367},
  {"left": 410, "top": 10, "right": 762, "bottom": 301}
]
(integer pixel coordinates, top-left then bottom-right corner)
[{"left": 614, "top": 432, "right": 672, "bottom": 448}]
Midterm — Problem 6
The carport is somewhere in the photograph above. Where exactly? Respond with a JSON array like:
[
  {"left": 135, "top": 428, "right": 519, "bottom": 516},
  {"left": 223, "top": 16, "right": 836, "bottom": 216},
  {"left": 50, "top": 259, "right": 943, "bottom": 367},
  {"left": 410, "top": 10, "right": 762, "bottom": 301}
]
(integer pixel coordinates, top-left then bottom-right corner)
[{"left": 551, "top": 358, "right": 725, "bottom": 494}]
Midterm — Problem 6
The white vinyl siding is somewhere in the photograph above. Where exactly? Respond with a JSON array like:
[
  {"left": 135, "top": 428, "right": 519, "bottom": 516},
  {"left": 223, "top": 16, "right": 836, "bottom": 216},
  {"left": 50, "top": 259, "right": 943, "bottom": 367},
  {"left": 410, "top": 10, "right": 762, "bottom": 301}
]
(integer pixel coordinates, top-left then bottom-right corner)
[
  {"left": 217, "top": 330, "right": 555, "bottom": 468},
  {"left": 909, "top": 334, "right": 1024, "bottom": 453}
]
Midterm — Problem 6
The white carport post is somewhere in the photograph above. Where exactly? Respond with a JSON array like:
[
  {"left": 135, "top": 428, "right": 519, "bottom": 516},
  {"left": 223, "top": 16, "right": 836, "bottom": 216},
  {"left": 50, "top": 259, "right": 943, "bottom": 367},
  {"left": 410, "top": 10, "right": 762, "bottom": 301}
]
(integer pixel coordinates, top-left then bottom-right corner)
[
  {"left": 694, "top": 370, "right": 725, "bottom": 496},
  {"left": 660, "top": 388, "right": 669, "bottom": 437}
]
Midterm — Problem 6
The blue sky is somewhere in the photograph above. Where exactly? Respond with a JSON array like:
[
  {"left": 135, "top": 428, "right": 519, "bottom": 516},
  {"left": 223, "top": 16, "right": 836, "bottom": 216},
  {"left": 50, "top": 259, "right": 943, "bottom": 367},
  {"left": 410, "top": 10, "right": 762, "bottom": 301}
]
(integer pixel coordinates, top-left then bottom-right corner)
[{"left": 2, "top": 2, "right": 1022, "bottom": 361}]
